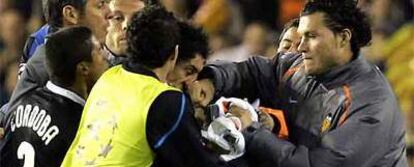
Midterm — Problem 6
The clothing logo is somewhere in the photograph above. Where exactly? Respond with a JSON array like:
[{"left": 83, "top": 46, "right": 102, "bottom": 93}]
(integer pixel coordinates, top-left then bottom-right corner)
[
  {"left": 288, "top": 97, "right": 298, "bottom": 104},
  {"left": 321, "top": 114, "right": 332, "bottom": 133}
]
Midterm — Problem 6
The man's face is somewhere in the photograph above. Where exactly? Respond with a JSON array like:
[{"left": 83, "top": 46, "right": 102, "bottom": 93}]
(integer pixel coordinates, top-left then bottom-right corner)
[
  {"left": 167, "top": 54, "right": 205, "bottom": 90},
  {"left": 106, "top": 0, "right": 145, "bottom": 55},
  {"left": 277, "top": 27, "right": 300, "bottom": 54},
  {"left": 86, "top": 37, "right": 109, "bottom": 92},
  {"left": 0, "top": 10, "right": 25, "bottom": 47},
  {"left": 298, "top": 12, "right": 344, "bottom": 75},
  {"left": 243, "top": 23, "right": 268, "bottom": 55},
  {"left": 80, "top": 0, "right": 111, "bottom": 43}
]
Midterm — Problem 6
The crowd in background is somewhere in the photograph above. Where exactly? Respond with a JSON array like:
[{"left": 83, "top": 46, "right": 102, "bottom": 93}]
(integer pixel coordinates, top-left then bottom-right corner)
[{"left": 0, "top": 0, "right": 413, "bottom": 164}]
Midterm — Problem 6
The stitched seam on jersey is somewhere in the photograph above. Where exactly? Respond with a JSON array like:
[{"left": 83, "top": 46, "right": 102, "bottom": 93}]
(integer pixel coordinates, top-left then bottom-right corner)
[{"left": 154, "top": 94, "right": 186, "bottom": 149}]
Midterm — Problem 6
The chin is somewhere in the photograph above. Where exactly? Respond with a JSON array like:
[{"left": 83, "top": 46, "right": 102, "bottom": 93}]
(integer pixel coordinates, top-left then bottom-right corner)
[{"left": 304, "top": 66, "right": 317, "bottom": 76}]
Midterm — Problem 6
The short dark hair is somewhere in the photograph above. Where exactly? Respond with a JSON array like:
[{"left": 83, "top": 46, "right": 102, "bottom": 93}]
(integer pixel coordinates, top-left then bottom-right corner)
[
  {"left": 44, "top": 0, "right": 87, "bottom": 28},
  {"left": 278, "top": 18, "right": 299, "bottom": 43},
  {"left": 301, "top": 0, "right": 372, "bottom": 57},
  {"left": 45, "top": 26, "right": 94, "bottom": 87},
  {"left": 126, "top": 5, "right": 180, "bottom": 68},
  {"left": 177, "top": 21, "right": 209, "bottom": 63}
]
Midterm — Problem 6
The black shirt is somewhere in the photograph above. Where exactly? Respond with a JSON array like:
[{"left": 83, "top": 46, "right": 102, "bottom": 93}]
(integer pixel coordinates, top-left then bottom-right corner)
[{"left": 1, "top": 81, "right": 84, "bottom": 167}]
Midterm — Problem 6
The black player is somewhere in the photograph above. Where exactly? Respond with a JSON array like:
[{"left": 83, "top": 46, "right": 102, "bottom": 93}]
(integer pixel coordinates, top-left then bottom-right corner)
[{"left": 0, "top": 26, "right": 108, "bottom": 167}]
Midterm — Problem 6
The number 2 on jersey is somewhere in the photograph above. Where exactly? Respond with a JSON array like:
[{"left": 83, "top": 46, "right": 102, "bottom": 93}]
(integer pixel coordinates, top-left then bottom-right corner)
[{"left": 17, "top": 141, "right": 35, "bottom": 167}]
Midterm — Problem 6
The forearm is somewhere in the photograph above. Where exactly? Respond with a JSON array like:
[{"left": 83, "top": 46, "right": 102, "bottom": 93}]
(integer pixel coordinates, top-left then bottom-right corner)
[{"left": 200, "top": 57, "right": 277, "bottom": 101}]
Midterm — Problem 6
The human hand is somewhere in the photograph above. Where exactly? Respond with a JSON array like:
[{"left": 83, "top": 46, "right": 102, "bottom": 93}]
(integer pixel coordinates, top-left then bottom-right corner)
[
  {"left": 228, "top": 106, "right": 254, "bottom": 130},
  {"left": 258, "top": 111, "right": 275, "bottom": 131}
]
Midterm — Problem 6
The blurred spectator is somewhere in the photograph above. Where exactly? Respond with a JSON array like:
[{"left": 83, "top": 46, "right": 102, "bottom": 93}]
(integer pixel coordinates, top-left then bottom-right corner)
[
  {"left": 208, "top": 33, "right": 233, "bottom": 54},
  {"left": 4, "top": 62, "right": 17, "bottom": 100},
  {"left": 27, "top": 0, "right": 44, "bottom": 33},
  {"left": 368, "top": 0, "right": 413, "bottom": 36},
  {"left": 208, "top": 22, "right": 269, "bottom": 62},
  {"left": 237, "top": 0, "right": 278, "bottom": 29},
  {"left": 193, "top": 0, "right": 230, "bottom": 35},
  {"left": 161, "top": 0, "right": 188, "bottom": 19},
  {"left": 193, "top": 0, "right": 244, "bottom": 43},
  {"left": 160, "top": 0, "right": 201, "bottom": 19},
  {"left": 359, "top": 0, "right": 413, "bottom": 70},
  {"left": 0, "top": 0, "right": 10, "bottom": 12},
  {"left": 383, "top": 23, "right": 414, "bottom": 154},
  {"left": 278, "top": 0, "right": 304, "bottom": 28},
  {"left": 0, "top": 0, "right": 42, "bottom": 106},
  {"left": 0, "top": 8, "right": 28, "bottom": 105},
  {"left": 0, "top": 9, "right": 26, "bottom": 59}
]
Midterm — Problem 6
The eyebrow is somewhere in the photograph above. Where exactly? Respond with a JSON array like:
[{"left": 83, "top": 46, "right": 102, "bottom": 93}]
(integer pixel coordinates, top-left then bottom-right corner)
[
  {"left": 114, "top": 10, "right": 122, "bottom": 14},
  {"left": 303, "top": 30, "right": 318, "bottom": 36},
  {"left": 297, "top": 27, "right": 309, "bottom": 35}
]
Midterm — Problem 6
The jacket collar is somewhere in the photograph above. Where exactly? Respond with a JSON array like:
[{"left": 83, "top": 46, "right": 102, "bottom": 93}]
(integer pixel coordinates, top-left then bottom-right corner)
[
  {"left": 122, "top": 61, "right": 159, "bottom": 80},
  {"left": 312, "top": 55, "right": 372, "bottom": 89}
]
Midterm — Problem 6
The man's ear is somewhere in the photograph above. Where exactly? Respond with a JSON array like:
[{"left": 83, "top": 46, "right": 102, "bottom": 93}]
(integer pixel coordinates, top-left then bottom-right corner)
[
  {"left": 77, "top": 61, "right": 90, "bottom": 76},
  {"left": 62, "top": 5, "right": 81, "bottom": 25},
  {"left": 173, "top": 45, "right": 179, "bottom": 62},
  {"left": 339, "top": 28, "right": 352, "bottom": 47},
  {"left": 169, "top": 45, "right": 179, "bottom": 69}
]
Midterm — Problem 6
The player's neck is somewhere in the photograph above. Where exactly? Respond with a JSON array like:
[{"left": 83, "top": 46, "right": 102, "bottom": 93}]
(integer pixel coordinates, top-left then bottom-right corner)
[
  {"left": 151, "top": 53, "right": 177, "bottom": 83},
  {"left": 68, "top": 80, "right": 88, "bottom": 100},
  {"left": 152, "top": 67, "right": 169, "bottom": 83}
]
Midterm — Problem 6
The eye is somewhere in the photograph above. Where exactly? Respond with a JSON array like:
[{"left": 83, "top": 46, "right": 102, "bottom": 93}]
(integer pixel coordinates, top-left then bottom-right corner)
[
  {"left": 281, "top": 43, "right": 291, "bottom": 50},
  {"left": 307, "top": 33, "right": 316, "bottom": 38},
  {"left": 185, "top": 68, "right": 196, "bottom": 76},
  {"left": 111, "top": 15, "right": 123, "bottom": 22},
  {"left": 185, "top": 70, "right": 193, "bottom": 76},
  {"left": 303, "top": 32, "right": 317, "bottom": 39},
  {"left": 97, "top": 0, "right": 109, "bottom": 9}
]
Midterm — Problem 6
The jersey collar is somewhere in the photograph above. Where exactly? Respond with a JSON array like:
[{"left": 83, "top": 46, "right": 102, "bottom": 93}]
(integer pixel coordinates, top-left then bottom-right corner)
[{"left": 46, "top": 81, "right": 86, "bottom": 106}]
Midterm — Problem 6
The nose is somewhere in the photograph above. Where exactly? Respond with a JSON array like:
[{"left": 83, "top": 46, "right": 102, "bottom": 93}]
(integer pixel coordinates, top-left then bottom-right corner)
[
  {"left": 297, "top": 38, "right": 308, "bottom": 53},
  {"left": 122, "top": 20, "right": 128, "bottom": 31},
  {"left": 122, "top": 16, "right": 131, "bottom": 32}
]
